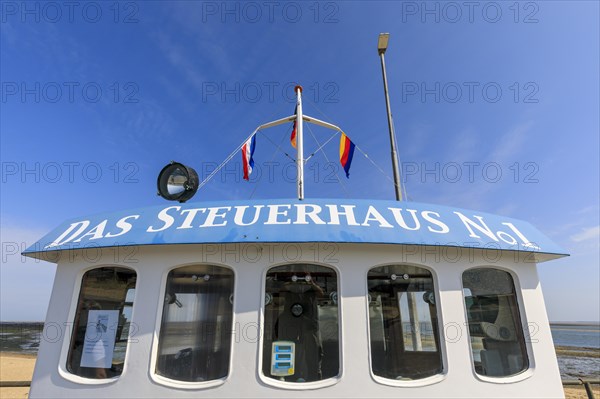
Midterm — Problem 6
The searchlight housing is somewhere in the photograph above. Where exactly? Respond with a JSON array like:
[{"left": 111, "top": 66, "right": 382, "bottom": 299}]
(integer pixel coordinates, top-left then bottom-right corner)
[{"left": 157, "top": 161, "right": 199, "bottom": 203}]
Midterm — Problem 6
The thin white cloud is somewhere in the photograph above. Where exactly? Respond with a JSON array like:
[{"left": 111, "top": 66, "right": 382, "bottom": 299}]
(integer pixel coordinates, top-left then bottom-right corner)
[
  {"left": 399, "top": 123, "right": 432, "bottom": 159},
  {"left": 489, "top": 120, "right": 534, "bottom": 164},
  {"left": 410, "top": 121, "right": 535, "bottom": 211},
  {"left": 156, "top": 32, "right": 208, "bottom": 91},
  {"left": 495, "top": 202, "right": 519, "bottom": 217},
  {"left": 576, "top": 205, "right": 599, "bottom": 215},
  {"left": 571, "top": 226, "right": 600, "bottom": 243},
  {"left": 455, "top": 128, "right": 479, "bottom": 159}
]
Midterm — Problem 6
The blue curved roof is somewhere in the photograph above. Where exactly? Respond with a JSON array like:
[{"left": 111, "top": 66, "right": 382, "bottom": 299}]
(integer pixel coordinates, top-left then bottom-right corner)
[{"left": 22, "top": 199, "right": 567, "bottom": 262}]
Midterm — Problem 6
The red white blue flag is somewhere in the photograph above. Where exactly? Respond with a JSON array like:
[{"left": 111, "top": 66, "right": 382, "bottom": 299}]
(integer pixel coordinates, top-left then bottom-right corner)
[
  {"left": 339, "top": 133, "right": 355, "bottom": 178},
  {"left": 242, "top": 134, "right": 256, "bottom": 181}
]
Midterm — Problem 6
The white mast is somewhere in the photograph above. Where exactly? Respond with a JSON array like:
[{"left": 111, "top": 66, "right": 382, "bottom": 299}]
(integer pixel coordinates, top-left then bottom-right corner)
[
  {"left": 196, "top": 84, "right": 348, "bottom": 200},
  {"left": 295, "top": 85, "right": 304, "bottom": 200}
]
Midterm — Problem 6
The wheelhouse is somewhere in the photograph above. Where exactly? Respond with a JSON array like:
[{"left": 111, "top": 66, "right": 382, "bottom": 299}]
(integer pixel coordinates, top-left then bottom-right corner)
[{"left": 23, "top": 199, "right": 567, "bottom": 398}]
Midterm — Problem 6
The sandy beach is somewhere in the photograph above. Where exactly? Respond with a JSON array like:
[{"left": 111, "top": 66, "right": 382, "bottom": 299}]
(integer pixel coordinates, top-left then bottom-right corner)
[
  {"left": 0, "top": 353, "right": 36, "bottom": 399},
  {"left": 0, "top": 352, "right": 597, "bottom": 399}
]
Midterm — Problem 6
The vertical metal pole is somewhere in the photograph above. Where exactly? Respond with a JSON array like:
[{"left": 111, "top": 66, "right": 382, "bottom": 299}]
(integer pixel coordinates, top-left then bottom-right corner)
[
  {"left": 295, "top": 85, "right": 304, "bottom": 200},
  {"left": 583, "top": 381, "right": 596, "bottom": 399},
  {"left": 407, "top": 292, "right": 423, "bottom": 351},
  {"left": 379, "top": 51, "right": 403, "bottom": 201}
]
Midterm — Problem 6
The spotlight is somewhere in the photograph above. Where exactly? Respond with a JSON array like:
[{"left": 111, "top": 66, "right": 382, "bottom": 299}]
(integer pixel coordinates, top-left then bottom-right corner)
[{"left": 157, "top": 161, "right": 199, "bottom": 203}]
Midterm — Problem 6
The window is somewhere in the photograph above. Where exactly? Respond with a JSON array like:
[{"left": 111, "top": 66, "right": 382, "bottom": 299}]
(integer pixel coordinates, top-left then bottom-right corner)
[
  {"left": 462, "top": 268, "right": 528, "bottom": 377},
  {"left": 368, "top": 265, "right": 443, "bottom": 380},
  {"left": 155, "top": 265, "right": 234, "bottom": 382},
  {"left": 262, "top": 264, "right": 339, "bottom": 383},
  {"left": 67, "top": 267, "right": 136, "bottom": 379}
]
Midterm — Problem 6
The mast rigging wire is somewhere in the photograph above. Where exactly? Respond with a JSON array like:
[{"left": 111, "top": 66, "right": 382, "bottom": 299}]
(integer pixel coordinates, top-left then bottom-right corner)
[
  {"left": 304, "top": 98, "right": 409, "bottom": 200},
  {"left": 304, "top": 122, "right": 351, "bottom": 198},
  {"left": 197, "top": 96, "right": 409, "bottom": 201}
]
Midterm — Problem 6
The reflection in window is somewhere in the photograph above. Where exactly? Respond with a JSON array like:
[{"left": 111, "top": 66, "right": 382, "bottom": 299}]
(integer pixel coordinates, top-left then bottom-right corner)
[
  {"left": 368, "top": 265, "right": 443, "bottom": 380},
  {"left": 463, "top": 268, "right": 528, "bottom": 377},
  {"left": 156, "top": 265, "right": 234, "bottom": 382},
  {"left": 262, "top": 264, "right": 339, "bottom": 383},
  {"left": 67, "top": 267, "right": 137, "bottom": 379}
]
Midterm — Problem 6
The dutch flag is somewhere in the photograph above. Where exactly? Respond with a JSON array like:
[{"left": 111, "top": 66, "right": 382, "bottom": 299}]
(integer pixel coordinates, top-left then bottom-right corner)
[{"left": 242, "top": 134, "right": 256, "bottom": 181}]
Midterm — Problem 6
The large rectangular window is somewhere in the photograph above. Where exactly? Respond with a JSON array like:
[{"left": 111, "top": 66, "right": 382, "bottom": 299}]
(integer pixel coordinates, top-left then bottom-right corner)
[
  {"left": 368, "top": 265, "right": 443, "bottom": 381},
  {"left": 67, "top": 267, "right": 137, "bottom": 379},
  {"left": 463, "top": 268, "right": 528, "bottom": 377},
  {"left": 155, "top": 265, "right": 234, "bottom": 382},
  {"left": 262, "top": 264, "right": 340, "bottom": 383}
]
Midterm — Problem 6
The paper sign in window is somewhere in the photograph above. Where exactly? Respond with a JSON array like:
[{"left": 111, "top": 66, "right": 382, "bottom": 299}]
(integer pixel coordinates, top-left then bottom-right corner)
[{"left": 80, "top": 310, "right": 119, "bottom": 369}]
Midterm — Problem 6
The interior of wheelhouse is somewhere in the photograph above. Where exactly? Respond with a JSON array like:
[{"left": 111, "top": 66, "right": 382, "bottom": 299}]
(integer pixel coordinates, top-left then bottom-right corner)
[
  {"left": 67, "top": 267, "right": 136, "bottom": 379},
  {"left": 155, "top": 265, "right": 234, "bottom": 382},
  {"left": 367, "top": 265, "right": 443, "bottom": 380},
  {"left": 60, "top": 259, "right": 537, "bottom": 387},
  {"left": 262, "top": 264, "right": 340, "bottom": 383},
  {"left": 462, "top": 268, "right": 528, "bottom": 377}
]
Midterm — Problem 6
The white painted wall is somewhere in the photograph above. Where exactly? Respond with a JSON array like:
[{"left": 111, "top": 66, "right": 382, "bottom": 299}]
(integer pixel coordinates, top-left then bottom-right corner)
[{"left": 29, "top": 243, "right": 564, "bottom": 398}]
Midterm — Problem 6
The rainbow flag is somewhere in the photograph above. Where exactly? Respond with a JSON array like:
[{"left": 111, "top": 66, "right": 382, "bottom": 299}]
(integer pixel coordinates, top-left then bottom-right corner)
[
  {"left": 242, "top": 134, "right": 256, "bottom": 181},
  {"left": 339, "top": 133, "right": 355, "bottom": 178},
  {"left": 290, "top": 105, "right": 298, "bottom": 148}
]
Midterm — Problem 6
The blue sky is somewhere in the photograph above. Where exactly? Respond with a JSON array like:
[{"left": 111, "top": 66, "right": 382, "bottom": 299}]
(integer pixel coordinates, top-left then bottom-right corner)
[{"left": 1, "top": 1, "right": 598, "bottom": 322}]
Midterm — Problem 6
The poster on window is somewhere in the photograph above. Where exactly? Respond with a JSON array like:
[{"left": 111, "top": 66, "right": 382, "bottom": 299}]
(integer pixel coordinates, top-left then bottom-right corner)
[{"left": 80, "top": 310, "right": 119, "bottom": 369}]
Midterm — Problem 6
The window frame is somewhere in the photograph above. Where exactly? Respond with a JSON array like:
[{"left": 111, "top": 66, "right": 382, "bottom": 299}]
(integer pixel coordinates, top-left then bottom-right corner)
[
  {"left": 460, "top": 265, "right": 534, "bottom": 383},
  {"left": 58, "top": 264, "right": 139, "bottom": 385},
  {"left": 149, "top": 262, "right": 236, "bottom": 390},
  {"left": 365, "top": 262, "right": 447, "bottom": 387},
  {"left": 257, "top": 262, "right": 344, "bottom": 390}
]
